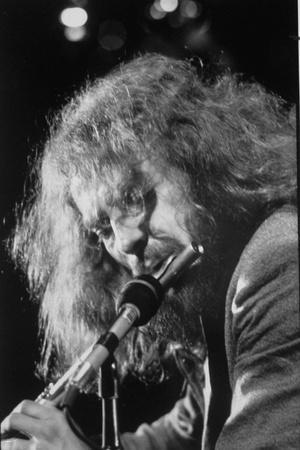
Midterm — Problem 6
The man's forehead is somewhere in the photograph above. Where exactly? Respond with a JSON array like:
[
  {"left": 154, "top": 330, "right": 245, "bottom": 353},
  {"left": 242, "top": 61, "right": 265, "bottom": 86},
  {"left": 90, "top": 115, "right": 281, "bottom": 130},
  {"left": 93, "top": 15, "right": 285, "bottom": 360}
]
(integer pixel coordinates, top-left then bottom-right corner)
[
  {"left": 69, "top": 165, "right": 151, "bottom": 222},
  {"left": 70, "top": 161, "right": 160, "bottom": 199},
  {"left": 70, "top": 172, "right": 121, "bottom": 215}
]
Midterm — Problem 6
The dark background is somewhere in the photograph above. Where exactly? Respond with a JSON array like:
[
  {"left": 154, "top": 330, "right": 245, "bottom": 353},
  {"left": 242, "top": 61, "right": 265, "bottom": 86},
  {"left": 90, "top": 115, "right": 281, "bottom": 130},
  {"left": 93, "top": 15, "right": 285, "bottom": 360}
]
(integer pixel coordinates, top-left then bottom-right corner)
[{"left": 0, "top": 0, "right": 298, "bottom": 435}]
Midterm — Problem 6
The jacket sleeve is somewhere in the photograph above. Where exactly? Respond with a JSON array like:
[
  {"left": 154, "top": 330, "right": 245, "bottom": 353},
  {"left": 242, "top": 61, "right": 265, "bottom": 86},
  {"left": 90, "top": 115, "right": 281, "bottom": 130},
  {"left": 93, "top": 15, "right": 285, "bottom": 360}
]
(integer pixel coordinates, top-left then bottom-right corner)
[
  {"left": 121, "top": 384, "right": 205, "bottom": 450},
  {"left": 218, "top": 210, "right": 300, "bottom": 449}
]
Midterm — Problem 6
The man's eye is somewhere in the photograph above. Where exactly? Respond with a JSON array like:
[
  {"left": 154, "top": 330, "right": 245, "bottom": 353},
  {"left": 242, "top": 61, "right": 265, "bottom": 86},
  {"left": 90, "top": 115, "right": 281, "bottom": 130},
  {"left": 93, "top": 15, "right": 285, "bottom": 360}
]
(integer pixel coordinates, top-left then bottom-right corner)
[
  {"left": 98, "top": 215, "right": 111, "bottom": 230},
  {"left": 121, "top": 188, "right": 144, "bottom": 215}
]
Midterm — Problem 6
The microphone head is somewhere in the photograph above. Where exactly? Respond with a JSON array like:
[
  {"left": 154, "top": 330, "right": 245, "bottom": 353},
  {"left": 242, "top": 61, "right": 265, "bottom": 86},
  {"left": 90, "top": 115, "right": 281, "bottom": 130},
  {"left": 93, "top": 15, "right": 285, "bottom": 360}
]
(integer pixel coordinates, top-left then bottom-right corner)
[{"left": 118, "top": 275, "right": 164, "bottom": 326}]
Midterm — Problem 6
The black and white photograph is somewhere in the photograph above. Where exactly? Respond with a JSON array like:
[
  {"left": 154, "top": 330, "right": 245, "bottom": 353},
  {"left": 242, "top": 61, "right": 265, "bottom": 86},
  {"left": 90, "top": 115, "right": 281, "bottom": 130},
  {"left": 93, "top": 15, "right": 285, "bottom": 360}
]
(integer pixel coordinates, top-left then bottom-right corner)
[{"left": 0, "top": 0, "right": 298, "bottom": 448}]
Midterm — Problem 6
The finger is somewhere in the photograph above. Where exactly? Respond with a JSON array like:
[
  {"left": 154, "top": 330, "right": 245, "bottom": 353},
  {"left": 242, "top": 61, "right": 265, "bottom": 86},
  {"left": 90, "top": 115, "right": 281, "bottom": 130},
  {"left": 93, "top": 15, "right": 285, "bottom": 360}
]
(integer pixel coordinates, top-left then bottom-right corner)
[
  {"left": 1, "top": 438, "right": 31, "bottom": 450},
  {"left": 1, "top": 413, "right": 46, "bottom": 439},
  {"left": 13, "top": 400, "right": 57, "bottom": 420}
]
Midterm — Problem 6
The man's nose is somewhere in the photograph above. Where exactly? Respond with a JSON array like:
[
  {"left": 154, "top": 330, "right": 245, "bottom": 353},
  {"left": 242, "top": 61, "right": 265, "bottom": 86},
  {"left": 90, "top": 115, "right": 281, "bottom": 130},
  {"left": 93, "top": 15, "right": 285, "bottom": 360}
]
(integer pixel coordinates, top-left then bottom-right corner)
[{"left": 111, "top": 218, "right": 147, "bottom": 256}]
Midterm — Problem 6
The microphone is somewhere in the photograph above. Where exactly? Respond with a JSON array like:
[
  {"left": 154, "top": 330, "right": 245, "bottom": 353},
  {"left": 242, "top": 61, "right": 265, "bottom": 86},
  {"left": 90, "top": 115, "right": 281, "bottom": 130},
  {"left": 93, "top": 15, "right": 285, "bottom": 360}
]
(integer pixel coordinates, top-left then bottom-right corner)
[
  {"left": 66, "top": 275, "right": 164, "bottom": 392},
  {"left": 64, "top": 242, "right": 204, "bottom": 394}
]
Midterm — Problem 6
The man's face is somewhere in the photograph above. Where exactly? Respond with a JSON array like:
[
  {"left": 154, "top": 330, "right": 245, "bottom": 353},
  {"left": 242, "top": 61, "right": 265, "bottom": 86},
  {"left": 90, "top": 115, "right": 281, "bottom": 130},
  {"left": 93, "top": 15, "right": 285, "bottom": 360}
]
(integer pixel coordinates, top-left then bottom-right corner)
[
  {"left": 71, "top": 162, "right": 195, "bottom": 280},
  {"left": 71, "top": 162, "right": 213, "bottom": 377}
]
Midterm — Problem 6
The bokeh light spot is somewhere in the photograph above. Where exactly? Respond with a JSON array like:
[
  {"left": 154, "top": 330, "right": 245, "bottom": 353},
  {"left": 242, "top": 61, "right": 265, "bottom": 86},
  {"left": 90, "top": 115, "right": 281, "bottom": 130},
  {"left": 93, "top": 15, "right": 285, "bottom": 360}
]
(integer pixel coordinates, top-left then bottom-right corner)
[
  {"left": 149, "top": 3, "right": 167, "bottom": 20},
  {"left": 181, "top": 0, "right": 201, "bottom": 18},
  {"left": 64, "top": 25, "right": 87, "bottom": 41},
  {"left": 60, "top": 7, "right": 88, "bottom": 28},
  {"left": 159, "top": 0, "right": 179, "bottom": 13}
]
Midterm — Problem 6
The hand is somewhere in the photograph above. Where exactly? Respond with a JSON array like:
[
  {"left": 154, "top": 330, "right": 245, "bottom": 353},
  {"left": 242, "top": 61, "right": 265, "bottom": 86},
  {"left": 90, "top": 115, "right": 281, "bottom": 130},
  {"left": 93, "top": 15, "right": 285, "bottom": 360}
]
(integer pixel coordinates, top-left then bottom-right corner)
[{"left": 1, "top": 400, "right": 91, "bottom": 450}]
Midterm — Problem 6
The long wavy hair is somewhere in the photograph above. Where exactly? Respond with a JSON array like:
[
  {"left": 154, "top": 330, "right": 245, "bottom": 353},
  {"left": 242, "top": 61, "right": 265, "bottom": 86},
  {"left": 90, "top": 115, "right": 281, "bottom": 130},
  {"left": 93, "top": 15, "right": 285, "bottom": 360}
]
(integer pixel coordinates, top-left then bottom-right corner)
[{"left": 11, "top": 53, "right": 296, "bottom": 380}]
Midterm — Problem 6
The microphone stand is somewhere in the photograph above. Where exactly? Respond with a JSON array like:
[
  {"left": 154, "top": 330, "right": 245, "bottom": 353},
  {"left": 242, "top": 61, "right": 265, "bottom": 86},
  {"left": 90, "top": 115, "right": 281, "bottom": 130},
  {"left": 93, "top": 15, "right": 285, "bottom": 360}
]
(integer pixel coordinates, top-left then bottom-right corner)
[{"left": 99, "top": 357, "right": 122, "bottom": 450}]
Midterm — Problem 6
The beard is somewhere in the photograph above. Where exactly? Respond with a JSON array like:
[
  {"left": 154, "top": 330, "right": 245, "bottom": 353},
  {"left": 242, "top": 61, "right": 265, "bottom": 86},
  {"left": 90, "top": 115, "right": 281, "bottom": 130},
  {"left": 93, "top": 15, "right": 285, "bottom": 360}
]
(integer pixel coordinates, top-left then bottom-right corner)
[{"left": 115, "top": 246, "right": 222, "bottom": 383}]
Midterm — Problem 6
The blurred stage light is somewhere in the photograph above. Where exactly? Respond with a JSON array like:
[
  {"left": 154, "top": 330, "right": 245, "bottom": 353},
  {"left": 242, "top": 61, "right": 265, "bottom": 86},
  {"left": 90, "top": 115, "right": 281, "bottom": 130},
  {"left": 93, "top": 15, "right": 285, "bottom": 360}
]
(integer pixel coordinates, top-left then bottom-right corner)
[
  {"left": 98, "top": 20, "right": 126, "bottom": 51},
  {"left": 149, "top": 1, "right": 167, "bottom": 20},
  {"left": 60, "top": 7, "right": 88, "bottom": 28},
  {"left": 64, "top": 25, "right": 87, "bottom": 41},
  {"left": 159, "top": 0, "right": 179, "bottom": 13},
  {"left": 180, "top": 0, "right": 201, "bottom": 18}
]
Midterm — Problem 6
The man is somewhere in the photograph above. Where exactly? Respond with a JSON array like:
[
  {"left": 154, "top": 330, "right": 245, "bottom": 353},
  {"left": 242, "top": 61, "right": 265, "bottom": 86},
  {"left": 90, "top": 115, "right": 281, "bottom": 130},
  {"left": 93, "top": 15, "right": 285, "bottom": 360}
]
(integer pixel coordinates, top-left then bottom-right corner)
[{"left": 1, "top": 54, "right": 299, "bottom": 449}]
